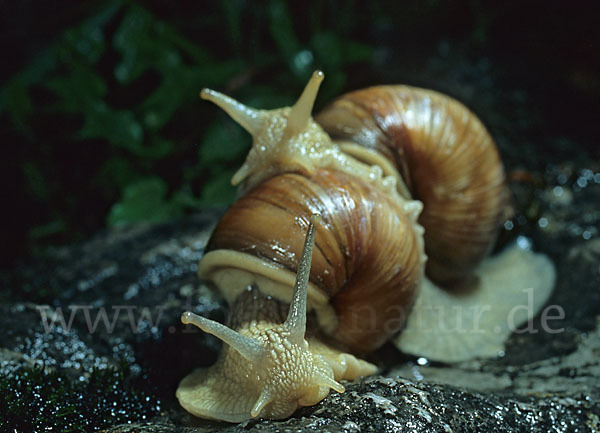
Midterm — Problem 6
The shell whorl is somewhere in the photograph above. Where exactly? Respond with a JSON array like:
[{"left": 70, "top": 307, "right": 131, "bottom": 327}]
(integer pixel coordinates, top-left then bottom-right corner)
[
  {"left": 204, "top": 168, "right": 424, "bottom": 352},
  {"left": 315, "top": 86, "right": 507, "bottom": 285}
]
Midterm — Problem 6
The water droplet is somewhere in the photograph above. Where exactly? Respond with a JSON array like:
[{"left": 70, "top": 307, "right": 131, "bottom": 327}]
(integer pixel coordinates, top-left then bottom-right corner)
[
  {"left": 115, "top": 64, "right": 128, "bottom": 82},
  {"left": 516, "top": 236, "right": 532, "bottom": 250},
  {"left": 582, "top": 169, "right": 593, "bottom": 180},
  {"left": 292, "top": 50, "right": 314, "bottom": 74},
  {"left": 553, "top": 186, "right": 563, "bottom": 197},
  {"left": 557, "top": 174, "right": 568, "bottom": 185}
]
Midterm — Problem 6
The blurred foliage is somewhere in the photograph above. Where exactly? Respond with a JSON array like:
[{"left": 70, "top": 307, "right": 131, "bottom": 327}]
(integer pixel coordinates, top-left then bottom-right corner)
[
  {"left": 0, "top": 0, "right": 598, "bottom": 268},
  {"left": 0, "top": 0, "right": 374, "bottom": 264}
]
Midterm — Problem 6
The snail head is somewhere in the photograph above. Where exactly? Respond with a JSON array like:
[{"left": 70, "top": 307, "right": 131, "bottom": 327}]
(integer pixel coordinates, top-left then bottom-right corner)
[
  {"left": 177, "top": 214, "right": 345, "bottom": 421},
  {"left": 201, "top": 71, "right": 333, "bottom": 189}
]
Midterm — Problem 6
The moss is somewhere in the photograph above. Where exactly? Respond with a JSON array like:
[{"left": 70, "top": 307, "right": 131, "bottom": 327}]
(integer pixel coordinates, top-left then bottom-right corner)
[{"left": 0, "top": 362, "right": 160, "bottom": 432}]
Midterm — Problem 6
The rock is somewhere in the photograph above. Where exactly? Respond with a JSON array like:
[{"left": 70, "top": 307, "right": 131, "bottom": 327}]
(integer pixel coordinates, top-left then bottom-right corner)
[
  {"left": 107, "top": 377, "right": 599, "bottom": 432},
  {"left": 1, "top": 213, "right": 224, "bottom": 431},
  {"left": 2, "top": 174, "right": 600, "bottom": 431}
]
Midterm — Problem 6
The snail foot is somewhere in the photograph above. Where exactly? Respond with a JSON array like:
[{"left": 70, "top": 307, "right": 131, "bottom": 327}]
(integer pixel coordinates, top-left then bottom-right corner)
[{"left": 395, "top": 242, "right": 556, "bottom": 362}]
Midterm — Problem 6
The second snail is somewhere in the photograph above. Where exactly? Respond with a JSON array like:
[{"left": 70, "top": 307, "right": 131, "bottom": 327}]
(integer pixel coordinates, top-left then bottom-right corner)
[{"left": 176, "top": 71, "right": 556, "bottom": 422}]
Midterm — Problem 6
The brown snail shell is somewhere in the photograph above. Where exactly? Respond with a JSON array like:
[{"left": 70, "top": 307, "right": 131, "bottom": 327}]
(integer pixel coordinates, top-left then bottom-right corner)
[
  {"left": 315, "top": 86, "right": 508, "bottom": 285},
  {"left": 206, "top": 168, "right": 423, "bottom": 352}
]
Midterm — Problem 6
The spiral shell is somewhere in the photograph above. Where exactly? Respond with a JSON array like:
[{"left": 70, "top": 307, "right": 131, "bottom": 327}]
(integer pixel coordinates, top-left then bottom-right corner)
[
  {"left": 201, "top": 168, "right": 425, "bottom": 352},
  {"left": 316, "top": 86, "right": 507, "bottom": 285}
]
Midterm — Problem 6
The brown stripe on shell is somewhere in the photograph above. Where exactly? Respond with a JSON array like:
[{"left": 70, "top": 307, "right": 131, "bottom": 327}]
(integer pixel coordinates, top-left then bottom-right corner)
[
  {"left": 316, "top": 85, "right": 507, "bottom": 286},
  {"left": 207, "top": 168, "right": 423, "bottom": 352}
]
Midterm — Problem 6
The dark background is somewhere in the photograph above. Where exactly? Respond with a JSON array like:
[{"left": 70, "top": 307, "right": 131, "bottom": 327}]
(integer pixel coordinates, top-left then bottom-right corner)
[{"left": 1, "top": 0, "right": 598, "bottom": 271}]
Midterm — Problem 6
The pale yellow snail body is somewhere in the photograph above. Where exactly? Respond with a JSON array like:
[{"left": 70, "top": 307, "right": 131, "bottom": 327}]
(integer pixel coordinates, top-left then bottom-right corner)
[{"left": 177, "top": 71, "right": 556, "bottom": 422}]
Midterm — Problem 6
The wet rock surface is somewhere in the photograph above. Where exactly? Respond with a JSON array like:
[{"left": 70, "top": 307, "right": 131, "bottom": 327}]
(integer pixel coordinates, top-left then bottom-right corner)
[
  {"left": 1, "top": 213, "right": 224, "bottom": 431},
  {"left": 109, "top": 379, "right": 599, "bottom": 433},
  {"left": 2, "top": 165, "right": 600, "bottom": 431}
]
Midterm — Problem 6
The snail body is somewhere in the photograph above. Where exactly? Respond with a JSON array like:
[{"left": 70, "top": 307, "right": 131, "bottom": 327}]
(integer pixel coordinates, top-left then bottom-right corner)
[{"left": 177, "top": 72, "right": 555, "bottom": 422}]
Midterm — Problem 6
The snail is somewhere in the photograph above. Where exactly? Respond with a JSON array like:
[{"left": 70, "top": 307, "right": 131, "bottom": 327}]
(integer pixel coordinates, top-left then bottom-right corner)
[{"left": 176, "top": 71, "right": 556, "bottom": 422}]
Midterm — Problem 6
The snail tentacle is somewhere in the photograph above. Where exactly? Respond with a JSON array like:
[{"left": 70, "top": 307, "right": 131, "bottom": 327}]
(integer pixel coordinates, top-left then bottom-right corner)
[
  {"left": 251, "top": 389, "right": 273, "bottom": 418},
  {"left": 176, "top": 214, "right": 348, "bottom": 421},
  {"left": 200, "top": 88, "right": 265, "bottom": 135},
  {"left": 311, "top": 369, "right": 345, "bottom": 394},
  {"left": 286, "top": 70, "right": 324, "bottom": 136},
  {"left": 181, "top": 311, "right": 265, "bottom": 363},
  {"left": 285, "top": 213, "right": 321, "bottom": 342}
]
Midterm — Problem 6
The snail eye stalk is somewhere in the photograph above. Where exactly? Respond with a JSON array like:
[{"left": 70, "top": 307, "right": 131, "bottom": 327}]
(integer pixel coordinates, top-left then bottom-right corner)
[
  {"left": 286, "top": 70, "right": 324, "bottom": 136},
  {"left": 284, "top": 213, "right": 321, "bottom": 343},
  {"left": 200, "top": 88, "right": 265, "bottom": 136},
  {"left": 181, "top": 311, "right": 265, "bottom": 364}
]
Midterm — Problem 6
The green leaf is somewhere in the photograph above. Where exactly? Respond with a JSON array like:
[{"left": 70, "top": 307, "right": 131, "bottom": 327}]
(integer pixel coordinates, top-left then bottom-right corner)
[
  {"left": 94, "top": 156, "right": 139, "bottom": 192},
  {"left": 318, "top": 70, "right": 347, "bottom": 103},
  {"left": 78, "top": 103, "right": 144, "bottom": 150},
  {"left": 199, "top": 122, "right": 249, "bottom": 165},
  {"left": 199, "top": 169, "right": 237, "bottom": 206},
  {"left": 139, "top": 135, "right": 174, "bottom": 159},
  {"left": 171, "top": 188, "right": 201, "bottom": 210},
  {"left": 340, "top": 40, "right": 374, "bottom": 64},
  {"left": 0, "top": 78, "right": 33, "bottom": 130},
  {"left": 60, "top": 17, "right": 106, "bottom": 64},
  {"left": 309, "top": 32, "right": 372, "bottom": 99},
  {"left": 311, "top": 32, "right": 343, "bottom": 70},
  {"left": 140, "top": 61, "right": 243, "bottom": 131},
  {"left": 190, "top": 60, "right": 246, "bottom": 88},
  {"left": 107, "top": 177, "right": 181, "bottom": 226},
  {"left": 9, "top": 46, "right": 58, "bottom": 86},
  {"left": 221, "top": 0, "right": 243, "bottom": 52},
  {"left": 113, "top": 5, "right": 174, "bottom": 83},
  {"left": 159, "top": 23, "right": 212, "bottom": 65},
  {"left": 268, "top": 0, "right": 313, "bottom": 79},
  {"left": 46, "top": 67, "right": 107, "bottom": 113},
  {"left": 268, "top": 0, "right": 301, "bottom": 61},
  {"left": 113, "top": 4, "right": 220, "bottom": 85},
  {"left": 29, "top": 219, "right": 67, "bottom": 240},
  {"left": 240, "top": 84, "right": 296, "bottom": 109}
]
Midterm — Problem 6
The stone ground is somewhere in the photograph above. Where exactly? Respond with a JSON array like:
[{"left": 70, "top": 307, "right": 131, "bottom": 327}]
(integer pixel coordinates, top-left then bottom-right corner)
[{"left": 2, "top": 157, "right": 600, "bottom": 431}]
